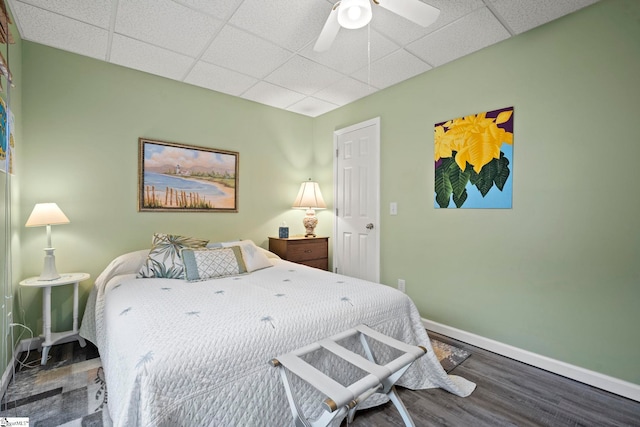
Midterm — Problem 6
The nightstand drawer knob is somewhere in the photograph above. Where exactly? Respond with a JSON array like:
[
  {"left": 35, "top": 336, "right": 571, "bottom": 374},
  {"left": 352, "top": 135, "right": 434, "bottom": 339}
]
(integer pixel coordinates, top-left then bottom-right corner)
[{"left": 304, "top": 249, "right": 313, "bottom": 253}]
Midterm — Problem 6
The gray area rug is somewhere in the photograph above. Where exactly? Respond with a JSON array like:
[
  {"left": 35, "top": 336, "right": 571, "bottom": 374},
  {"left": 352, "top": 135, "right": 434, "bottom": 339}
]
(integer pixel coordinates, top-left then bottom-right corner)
[
  {"left": 0, "top": 338, "right": 469, "bottom": 426},
  {"left": 0, "top": 341, "right": 103, "bottom": 426},
  {"left": 431, "top": 338, "right": 472, "bottom": 372}
]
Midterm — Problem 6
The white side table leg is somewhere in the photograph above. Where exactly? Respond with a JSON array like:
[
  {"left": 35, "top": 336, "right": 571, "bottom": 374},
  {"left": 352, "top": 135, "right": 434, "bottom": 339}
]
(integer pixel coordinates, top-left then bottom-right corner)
[
  {"left": 41, "top": 286, "right": 52, "bottom": 365},
  {"left": 73, "top": 281, "right": 86, "bottom": 348}
]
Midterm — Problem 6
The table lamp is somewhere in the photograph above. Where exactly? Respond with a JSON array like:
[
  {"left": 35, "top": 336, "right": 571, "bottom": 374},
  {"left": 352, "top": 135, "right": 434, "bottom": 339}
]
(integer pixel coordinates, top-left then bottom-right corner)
[
  {"left": 25, "top": 202, "right": 70, "bottom": 281},
  {"left": 292, "top": 179, "right": 326, "bottom": 237}
]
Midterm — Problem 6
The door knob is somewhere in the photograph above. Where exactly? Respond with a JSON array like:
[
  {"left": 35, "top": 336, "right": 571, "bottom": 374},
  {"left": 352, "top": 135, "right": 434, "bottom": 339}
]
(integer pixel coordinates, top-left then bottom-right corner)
[{"left": 366, "top": 223, "right": 374, "bottom": 230}]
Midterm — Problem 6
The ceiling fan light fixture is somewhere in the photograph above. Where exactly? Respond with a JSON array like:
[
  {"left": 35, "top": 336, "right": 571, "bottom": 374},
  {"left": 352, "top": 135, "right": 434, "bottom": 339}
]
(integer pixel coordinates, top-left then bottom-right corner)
[{"left": 337, "top": 0, "right": 372, "bottom": 29}]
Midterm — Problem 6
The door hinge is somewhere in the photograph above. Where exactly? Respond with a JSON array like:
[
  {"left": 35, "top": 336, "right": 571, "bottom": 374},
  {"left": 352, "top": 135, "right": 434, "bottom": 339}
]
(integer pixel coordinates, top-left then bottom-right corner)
[{"left": 336, "top": 148, "right": 339, "bottom": 157}]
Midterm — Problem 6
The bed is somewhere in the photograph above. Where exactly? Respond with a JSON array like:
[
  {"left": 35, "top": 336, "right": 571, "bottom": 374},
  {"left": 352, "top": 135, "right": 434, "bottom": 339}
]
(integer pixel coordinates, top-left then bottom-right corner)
[{"left": 80, "top": 237, "right": 475, "bottom": 426}]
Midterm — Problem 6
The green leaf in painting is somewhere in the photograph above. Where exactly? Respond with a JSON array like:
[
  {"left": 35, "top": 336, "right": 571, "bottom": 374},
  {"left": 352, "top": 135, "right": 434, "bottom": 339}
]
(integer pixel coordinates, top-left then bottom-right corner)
[
  {"left": 435, "top": 157, "right": 454, "bottom": 208},
  {"left": 493, "top": 152, "right": 510, "bottom": 191},
  {"left": 453, "top": 189, "right": 468, "bottom": 208},
  {"left": 448, "top": 159, "right": 471, "bottom": 198},
  {"left": 475, "top": 159, "right": 496, "bottom": 197},
  {"left": 468, "top": 167, "right": 479, "bottom": 186}
]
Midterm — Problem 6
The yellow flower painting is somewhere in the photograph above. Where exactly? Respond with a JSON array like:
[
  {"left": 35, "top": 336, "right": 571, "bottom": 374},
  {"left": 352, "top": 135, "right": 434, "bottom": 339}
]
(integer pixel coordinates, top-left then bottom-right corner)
[{"left": 434, "top": 106, "right": 514, "bottom": 208}]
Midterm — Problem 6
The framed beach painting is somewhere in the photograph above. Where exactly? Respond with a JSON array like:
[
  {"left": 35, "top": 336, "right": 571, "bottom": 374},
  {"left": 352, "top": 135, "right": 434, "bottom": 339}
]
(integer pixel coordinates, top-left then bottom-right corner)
[{"left": 138, "top": 138, "right": 238, "bottom": 212}]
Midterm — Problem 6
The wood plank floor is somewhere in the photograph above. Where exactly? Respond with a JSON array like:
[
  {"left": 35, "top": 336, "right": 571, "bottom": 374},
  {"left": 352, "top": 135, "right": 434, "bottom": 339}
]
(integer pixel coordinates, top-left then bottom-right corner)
[{"left": 346, "top": 332, "right": 640, "bottom": 426}]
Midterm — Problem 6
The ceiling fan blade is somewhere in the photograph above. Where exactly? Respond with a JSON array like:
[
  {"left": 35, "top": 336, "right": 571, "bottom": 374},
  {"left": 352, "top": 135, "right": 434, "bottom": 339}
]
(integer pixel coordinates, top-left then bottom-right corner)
[
  {"left": 314, "top": 3, "right": 341, "bottom": 52},
  {"left": 375, "top": 0, "right": 440, "bottom": 27}
]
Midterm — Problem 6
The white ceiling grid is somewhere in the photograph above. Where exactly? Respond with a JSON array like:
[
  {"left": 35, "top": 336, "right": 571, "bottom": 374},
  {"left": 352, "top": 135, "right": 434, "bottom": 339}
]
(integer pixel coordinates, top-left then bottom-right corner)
[{"left": 8, "top": 0, "right": 599, "bottom": 117}]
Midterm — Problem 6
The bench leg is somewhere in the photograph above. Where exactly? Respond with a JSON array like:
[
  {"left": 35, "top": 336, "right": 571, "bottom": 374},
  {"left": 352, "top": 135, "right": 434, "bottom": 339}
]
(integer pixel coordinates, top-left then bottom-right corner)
[
  {"left": 355, "top": 334, "right": 418, "bottom": 427},
  {"left": 388, "top": 385, "right": 416, "bottom": 427},
  {"left": 277, "top": 365, "right": 347, "bottom": 427}
]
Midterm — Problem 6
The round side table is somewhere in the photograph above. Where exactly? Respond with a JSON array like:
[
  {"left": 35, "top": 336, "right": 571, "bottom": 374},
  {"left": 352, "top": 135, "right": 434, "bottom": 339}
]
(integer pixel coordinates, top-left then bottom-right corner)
[{"left": 19, "top": 272, "right": 90, "bottom": 365}]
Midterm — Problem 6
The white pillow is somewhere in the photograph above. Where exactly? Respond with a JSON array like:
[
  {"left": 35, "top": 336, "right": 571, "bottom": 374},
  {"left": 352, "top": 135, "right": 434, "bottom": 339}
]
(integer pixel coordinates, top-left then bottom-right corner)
[
  {"left": 95, "top": 249, "right": 150, "bottom": 289},
  {"left": 220, "top": 240, "right": 273, "bottom": 272},
  {"left": 258, "top": 246, "right": 281, "bottom": 259}
]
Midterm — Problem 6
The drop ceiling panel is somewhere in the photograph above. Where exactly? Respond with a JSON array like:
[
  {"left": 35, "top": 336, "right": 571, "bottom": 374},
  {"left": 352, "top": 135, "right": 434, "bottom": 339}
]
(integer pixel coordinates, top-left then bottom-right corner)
[
  {"left": 7, "top": 0, "right": 602, "bottom": 117},
  {"left": 229, "top": 0, "right": 328, "bottom": 52},
  {"left": 489, "top": 0, "right": 600, "bottom": 34},
  {"left": 11, "top": 1, "right": 109, "bottom": 60},
  {"left": 287, "top": 97, "right": 339, "bottom": 117},
  {"left": 241, "top": 81, "right": 306, "bottom": 110},
  {"left": 314, "top": 77, "right": 376, "bottom": 106},
  {"left": 265, "top": 56, "right": 344, "bottom": 96},
  {"left": 115, "top": 0, "right": 223, "bottom": 57},
  {"left": 407, "top": 6, "right": 511, "bottom": 67},
  {"left": 172, "top": 0, "right": 244, "bottom": 21},
  {"left": 16, "top": 0, "right": 113, "bottom": 28},
  {"left": 110, "top": 34, "right": 194, "bottom": 81},
  {"left": 200, "top": 26, "right": 293, "bottom": 79},
  {"left": 185, "top": 61, "right": 258, "bottom": 96},
  {"left": 371, "top": 0, "right": 485, "bottom": 46},
  {"left": 352, "top": 49, "right": 432, "bottom": 89}
]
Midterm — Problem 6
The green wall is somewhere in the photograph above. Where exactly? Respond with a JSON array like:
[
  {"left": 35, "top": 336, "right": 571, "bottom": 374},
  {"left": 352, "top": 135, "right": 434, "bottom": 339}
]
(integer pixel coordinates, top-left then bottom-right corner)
[
  {"left": 18, "top": 42, "right": 323, "bottom": 336},
  {"left": 314, "top": 0, "right": 640, "bottom": 384},
  {"left": 14, "top": 0, "right": 639, "bottom": 387}
]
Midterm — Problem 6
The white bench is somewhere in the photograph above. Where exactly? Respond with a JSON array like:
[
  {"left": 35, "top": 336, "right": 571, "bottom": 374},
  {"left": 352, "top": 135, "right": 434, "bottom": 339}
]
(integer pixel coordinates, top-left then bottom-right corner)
[{"left": 270, "top": 324, "right": 428, "bottom": 427}]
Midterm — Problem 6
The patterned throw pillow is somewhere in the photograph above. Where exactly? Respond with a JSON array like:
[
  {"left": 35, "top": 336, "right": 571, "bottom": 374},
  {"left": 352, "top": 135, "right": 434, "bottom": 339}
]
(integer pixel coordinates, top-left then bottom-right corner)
[
  {"left": 137, "top": 233, "right": 209, "bottom": 279},
  {"left": 181, "top": 247, "right": 247, "bottom": 282}
]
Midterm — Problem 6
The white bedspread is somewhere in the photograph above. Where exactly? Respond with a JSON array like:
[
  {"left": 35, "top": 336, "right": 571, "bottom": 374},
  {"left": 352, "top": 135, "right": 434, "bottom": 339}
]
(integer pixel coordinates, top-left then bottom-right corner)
[{"left": 81, "top": 256, "right": 474, "bottom": 426}]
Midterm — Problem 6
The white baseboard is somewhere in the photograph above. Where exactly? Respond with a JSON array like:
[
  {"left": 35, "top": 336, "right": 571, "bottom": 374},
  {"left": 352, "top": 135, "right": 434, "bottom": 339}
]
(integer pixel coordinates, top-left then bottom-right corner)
[
  {"left": 423, "top": 318, "right": 640, "bottom": 403},
  {"left": 17, "top": 336, "right": 44, "bottom": 352},
  {"left": 0, "top": 355, "right": 16, "bottom": 397}
]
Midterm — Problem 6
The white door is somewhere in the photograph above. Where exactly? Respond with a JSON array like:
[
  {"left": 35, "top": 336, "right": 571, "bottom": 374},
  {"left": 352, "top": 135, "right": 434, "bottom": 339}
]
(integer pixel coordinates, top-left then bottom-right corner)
[{"left": 334, "top": 117, "right": 380, "bottom": 282}]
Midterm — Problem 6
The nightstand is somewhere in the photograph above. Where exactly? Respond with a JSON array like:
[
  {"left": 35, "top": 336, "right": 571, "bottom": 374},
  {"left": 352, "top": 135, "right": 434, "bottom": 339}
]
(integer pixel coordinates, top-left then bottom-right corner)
[
  {"left": 19, "top": 272, "right": 90, "bottom": 365},
  {"left": 269, "top": 236, "right": 329, "bottom": 270}
]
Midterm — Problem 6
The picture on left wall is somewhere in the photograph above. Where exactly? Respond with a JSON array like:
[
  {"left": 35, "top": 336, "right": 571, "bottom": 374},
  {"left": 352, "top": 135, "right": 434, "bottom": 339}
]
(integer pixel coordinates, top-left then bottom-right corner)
[
  {"left": 138, "top": 138, "right": 239, "bottom": 212},
  {"left": 0, "top": 97, "right": 15, "bottom": 175}
]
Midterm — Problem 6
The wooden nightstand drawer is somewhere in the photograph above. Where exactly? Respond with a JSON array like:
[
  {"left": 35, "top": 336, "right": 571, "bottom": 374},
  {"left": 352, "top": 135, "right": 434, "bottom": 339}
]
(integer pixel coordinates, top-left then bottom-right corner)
[
  {"left": 286, "top": 241, "right": 328, "bottom": 262},
  {"left": 298, "top": 258, "right": 329, "bottom": 270},
  {"left": 268, "top": 237, "right": 329, "bottom": 271}
]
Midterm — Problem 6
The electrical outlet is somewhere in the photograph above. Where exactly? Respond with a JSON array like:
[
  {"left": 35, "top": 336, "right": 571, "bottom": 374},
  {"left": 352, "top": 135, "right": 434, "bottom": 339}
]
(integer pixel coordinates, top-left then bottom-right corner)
[
  {"left": 390, "top": 202, "right": 398, "bottom": 215},
  {"left": 397, "top": 279, "right": 405, "bottom": 293}
]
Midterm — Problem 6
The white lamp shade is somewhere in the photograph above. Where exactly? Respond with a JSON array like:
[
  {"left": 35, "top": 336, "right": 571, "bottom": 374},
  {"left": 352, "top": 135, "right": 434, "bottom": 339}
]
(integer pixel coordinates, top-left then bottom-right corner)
[
  {"left": 338, "top": 0, "right": 372, "bottom": 29},
  {"left": 292, "top": 180, "right": 327, "bottom": 210},
  {"left": 25, "top": 203, "right": 70, "bottom": 227}
]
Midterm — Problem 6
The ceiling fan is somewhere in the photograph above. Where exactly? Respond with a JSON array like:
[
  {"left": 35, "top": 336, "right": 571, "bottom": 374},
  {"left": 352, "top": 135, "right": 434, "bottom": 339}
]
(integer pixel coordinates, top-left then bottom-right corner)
[{"left": 314, "top": 0, "right": 441, "bottom": 52}]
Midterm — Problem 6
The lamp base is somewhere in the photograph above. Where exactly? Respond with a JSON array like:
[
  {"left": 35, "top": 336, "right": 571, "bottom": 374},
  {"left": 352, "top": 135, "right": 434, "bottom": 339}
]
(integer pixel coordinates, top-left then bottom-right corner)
[
  {"left": 39, "top": 248, "right": 61, "bottom": 281},
  {"left": 303, "top": 210, "right": 319, "bottom": 238}
]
